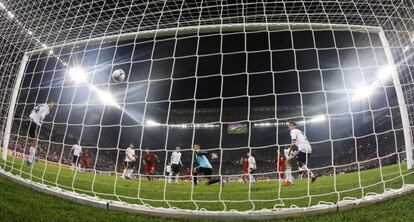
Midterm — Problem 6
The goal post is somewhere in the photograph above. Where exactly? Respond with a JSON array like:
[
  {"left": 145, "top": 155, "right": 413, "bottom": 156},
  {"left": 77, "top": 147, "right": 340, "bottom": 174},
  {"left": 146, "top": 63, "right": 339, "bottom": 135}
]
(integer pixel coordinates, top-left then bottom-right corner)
[
  {"left": 378, "top": 31, "right": 414, "bottom": 170},
  {"left": 1, "top": 5, "right": 414, "bottom": 218},
  {"left": 2, "top": 55, "right": 28, "bottom": 161}
]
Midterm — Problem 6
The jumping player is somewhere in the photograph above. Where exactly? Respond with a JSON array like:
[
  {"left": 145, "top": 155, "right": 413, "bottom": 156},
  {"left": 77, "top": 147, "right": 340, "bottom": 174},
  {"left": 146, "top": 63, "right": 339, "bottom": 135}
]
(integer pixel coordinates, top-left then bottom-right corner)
[
  {"left": 143, "top": 149, "right": 159, "bottom": 181},
  {"left": 192, "top": 144, "right": 221, "bottom": 186},
  {"left": 286, "top": 121, "right": 317, "bottom": 183},
  {"left": 70, "top": 139, "right": 82, "bottom": 171},
  {"left": 122, "top": 143, "right": 137, "bottom": 179},
  {"left": 170, "top": 146, "right": 183, "bottom": 183},
  {"left": 28, "top": 99, "right": 55, "bottom": 144}
]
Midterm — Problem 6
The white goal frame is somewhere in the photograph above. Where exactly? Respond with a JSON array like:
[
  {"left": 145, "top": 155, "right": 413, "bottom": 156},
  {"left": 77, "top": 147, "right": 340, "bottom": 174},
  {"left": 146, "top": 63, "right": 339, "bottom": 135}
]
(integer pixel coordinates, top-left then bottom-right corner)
[{"left": 1, "top": 22, "right": 413, "bottom": 219}]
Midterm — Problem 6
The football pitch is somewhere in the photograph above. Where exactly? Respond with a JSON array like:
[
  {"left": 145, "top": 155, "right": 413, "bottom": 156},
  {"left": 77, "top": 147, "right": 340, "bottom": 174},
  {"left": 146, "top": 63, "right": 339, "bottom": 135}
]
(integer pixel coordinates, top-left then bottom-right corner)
[{"left": 0, "top": 156, "right": 413, "bottom": 212}]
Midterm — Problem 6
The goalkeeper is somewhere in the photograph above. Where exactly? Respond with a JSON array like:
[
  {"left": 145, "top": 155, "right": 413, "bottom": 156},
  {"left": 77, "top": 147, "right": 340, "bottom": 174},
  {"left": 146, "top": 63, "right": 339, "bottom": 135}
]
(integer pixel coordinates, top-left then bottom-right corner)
[
  {"left": 286, "top": 121, "right": 318, "bottom": 183},
  {"left": 192, "top": 144, "right": 221, "bottom": 186}
]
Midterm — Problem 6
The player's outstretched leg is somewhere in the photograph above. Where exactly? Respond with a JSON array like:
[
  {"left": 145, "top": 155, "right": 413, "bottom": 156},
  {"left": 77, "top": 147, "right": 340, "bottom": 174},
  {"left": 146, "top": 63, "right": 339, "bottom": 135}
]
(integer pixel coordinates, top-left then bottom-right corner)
[
  {"left": 301, "top": 164, "right": 317, "bottom": 183},
  {"left": 192, "top": 167, "right": 199, "bottom": 185},
  {"left": 284, "top": 167, "right": 293, "bottom": 186}
]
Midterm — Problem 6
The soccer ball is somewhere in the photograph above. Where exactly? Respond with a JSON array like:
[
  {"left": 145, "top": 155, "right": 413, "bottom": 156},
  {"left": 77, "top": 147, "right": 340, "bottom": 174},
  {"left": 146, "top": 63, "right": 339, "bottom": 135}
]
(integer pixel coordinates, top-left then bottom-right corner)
[{"left": 112, "top": 69, "right": 126, "bottom": 82}]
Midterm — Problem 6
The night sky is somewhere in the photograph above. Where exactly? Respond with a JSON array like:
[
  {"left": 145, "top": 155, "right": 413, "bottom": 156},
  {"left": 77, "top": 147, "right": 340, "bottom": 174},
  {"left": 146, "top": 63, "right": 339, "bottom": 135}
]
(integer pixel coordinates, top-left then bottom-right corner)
[{"left": 11, "top": 29, "right": 405, "bottom": 169}]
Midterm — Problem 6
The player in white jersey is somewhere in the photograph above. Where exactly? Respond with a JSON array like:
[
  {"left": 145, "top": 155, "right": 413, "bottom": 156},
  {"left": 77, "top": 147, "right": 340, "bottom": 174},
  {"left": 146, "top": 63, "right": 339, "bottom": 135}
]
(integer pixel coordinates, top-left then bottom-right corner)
[
  {"left": 283, "top": 146, "right": 294, "bottom": 186},
  {"left": 169, "top": 146, "right": 183, "bottom": 183},
  {"left": 286, "top": 121, "right": 317, "bottom": 183},
  {"left": 28, "top": 99, "right": 55, "bottom": 143},
  {"left": 247, "top": 152, "right": 257, "bottom": 183},
  {"left": 122, "top": 143, "right": 137, "bottom": 179},
  {"left": 70, "top": 139, "right": 82, "bottom": 171},
  {"left": 26, "top": 140, "right": 37, "bottom": 167}
]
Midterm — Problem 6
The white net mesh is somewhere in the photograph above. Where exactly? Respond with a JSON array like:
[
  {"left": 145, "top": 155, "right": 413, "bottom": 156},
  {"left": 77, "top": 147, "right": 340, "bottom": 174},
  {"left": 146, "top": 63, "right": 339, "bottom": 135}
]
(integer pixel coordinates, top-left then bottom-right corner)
[{"left": 0, "top": 0, "right": 414, "bottom": 217}]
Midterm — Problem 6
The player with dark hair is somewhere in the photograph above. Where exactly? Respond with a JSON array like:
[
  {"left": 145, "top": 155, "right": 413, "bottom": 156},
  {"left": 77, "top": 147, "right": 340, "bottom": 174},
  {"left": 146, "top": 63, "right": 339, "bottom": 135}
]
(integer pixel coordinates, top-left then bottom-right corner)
[
  {"left": 247, "top": 152, "right": 257, "bottom": 183},
  {"left": 28, "top": 99, "right": 55, "bottom": 142},
  {"left": 122, "top": 143, "right": 137, "bottom": 179},
  {"left": 143, "top": 149, "right": 160, "bottom": 181},
  {"left": 170, "top": 146, "right": 183, "bottom": 183},
  {"left": 286, "top": 121, "right": 317, "bottom": 183},
  {"left": 26, "top": 99, "right": 55, "bottom": 164},
  {"left": 70, "top": 138, "right": 82, "bottom": 171},
  {"left": 192, "top": 144, "right": 221, "bottom": 186}
]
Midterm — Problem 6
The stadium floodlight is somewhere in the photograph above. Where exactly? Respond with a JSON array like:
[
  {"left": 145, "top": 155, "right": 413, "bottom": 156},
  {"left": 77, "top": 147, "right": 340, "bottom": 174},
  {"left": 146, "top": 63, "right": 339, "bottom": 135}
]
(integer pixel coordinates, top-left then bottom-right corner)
[
  {"left": 68, "top": 67, "right": 86, "bottom": 84},
  {"left": 1, "top": 1, "right": 414, "bottom": 220}
]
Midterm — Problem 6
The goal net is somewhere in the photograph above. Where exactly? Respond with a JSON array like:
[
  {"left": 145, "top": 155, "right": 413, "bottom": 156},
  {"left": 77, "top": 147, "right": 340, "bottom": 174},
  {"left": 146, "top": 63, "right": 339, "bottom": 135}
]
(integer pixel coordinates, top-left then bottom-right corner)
[{"left": 0, "top": 0, "right": 413, "bottom": 219}]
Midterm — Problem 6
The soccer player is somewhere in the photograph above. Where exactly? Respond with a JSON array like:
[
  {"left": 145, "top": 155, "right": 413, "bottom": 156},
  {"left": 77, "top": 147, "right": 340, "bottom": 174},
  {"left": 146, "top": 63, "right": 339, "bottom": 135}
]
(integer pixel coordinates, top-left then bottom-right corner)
[
  {"left": 28, "top": 99, "right": 55, "bottom": 144},
  {"left": 284, "top": 146, "right": 294, "bottom": 186},
  {"left": 247, "top": 152, "right": 257, "bottom": 183},
  {"left": 70, "top": 139, "right": 82, "bottom": 171},
  {"left": 277, "top": 148, "right": 285, "bottom": 181},
  {"left": 143, "top": 149, "right": 160, "bottom": 181},
  {"left": 166, "top": 162, "right": 172, "bottom": 183},
  {"left": 81, "top": 150, "right": 89, "bottom": 172},
  {"left": 241, "top": 156, "right": 249, "bottom": 183},
  {"left": 286, "top": 121, "right": 317, "bottom": 183},
  {"left": 26, "top": 140, "right": 37, "bottom": 167},
  {"left": 170, "top": 146, "right": 183, "bottom": 183},
  {"left": 192, "top": 144, "right": 221, "bottom": 186},
  {"left": 122, "top": 143, "right": 137, "bottom": 179}
]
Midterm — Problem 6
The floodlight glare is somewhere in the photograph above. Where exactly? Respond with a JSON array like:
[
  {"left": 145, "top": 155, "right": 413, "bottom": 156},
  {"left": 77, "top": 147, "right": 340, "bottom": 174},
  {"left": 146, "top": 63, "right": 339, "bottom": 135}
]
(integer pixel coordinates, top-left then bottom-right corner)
[
  {"left": 68, "top": 67, "right": 86, "bottom": 84},
  {"left": 378, "top": 64, "right": 394, "bottom": 80},
  {"left": 310, "top": 115, "right": 326, "bottom": 123},
  {"left": 146, "top": 119, "right": 160, "bottom": 126},
  {"left": 352, "top": 86, "right": 374, "bottom": 101},
  {"left": 99, "top": 91, "right": 118, "bottom": 107}
]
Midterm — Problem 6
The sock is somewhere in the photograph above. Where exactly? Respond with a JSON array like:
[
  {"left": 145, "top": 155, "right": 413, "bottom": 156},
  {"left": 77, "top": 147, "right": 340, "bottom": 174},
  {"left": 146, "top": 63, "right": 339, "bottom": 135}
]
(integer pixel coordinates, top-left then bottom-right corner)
[
  {"left": 286, "top": 167, "right": 293, "bottom": 182},
  {"left": 302, "top": 165, "right": 315, "bottom": 177}
]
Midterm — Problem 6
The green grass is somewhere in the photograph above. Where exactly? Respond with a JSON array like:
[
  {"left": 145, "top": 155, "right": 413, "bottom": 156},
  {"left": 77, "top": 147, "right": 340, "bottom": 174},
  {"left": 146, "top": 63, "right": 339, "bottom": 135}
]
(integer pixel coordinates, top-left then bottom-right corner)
[
  {"left": 0, "top": 155, "right": 413, "bottom": 214},
  {"left": 1, "top": 173, "right": 414, "bottom": 221}
]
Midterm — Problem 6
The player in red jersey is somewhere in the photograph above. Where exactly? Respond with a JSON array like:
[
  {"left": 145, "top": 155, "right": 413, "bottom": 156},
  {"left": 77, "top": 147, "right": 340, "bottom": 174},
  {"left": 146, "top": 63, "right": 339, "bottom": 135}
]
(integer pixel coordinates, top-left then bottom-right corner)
[
  {"left": 143, "top": 149, "right": 160, "bottom": 181},
  {"left": 183, "top": 168, "right": 191, "bottom": 181},
  {"left": 277, "top": 148, "right": 285, "bottom": 181},
  {"left": 81, "top": 150, "right": 89, "bottom": 171},
  {"left": 241, "top": 157, "right": 249, "bottom": 183}
]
